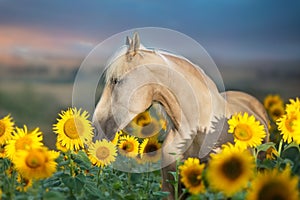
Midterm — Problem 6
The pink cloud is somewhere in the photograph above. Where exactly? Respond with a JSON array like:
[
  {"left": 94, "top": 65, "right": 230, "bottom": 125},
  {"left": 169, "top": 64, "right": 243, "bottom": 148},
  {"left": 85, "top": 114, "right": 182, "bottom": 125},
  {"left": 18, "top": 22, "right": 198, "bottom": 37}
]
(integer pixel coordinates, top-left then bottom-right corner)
[{"left": 0, "top": 25, "right": 97, "bottom": 68}]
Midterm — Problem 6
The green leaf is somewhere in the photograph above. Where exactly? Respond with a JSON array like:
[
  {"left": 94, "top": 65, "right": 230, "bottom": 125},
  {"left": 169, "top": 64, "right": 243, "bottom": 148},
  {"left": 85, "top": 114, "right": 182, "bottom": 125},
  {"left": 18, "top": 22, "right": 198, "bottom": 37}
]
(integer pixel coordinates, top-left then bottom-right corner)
[
  {"left": 152, "top": 191, "right": 170, "bottom": 197},
  {"left": 73, "top": 150, "right": 92, "bottom": 170},
  {"left": 43, "top": 191, "right": 66, "bottom": 200},
  {"left": 283, "top": 142, "right": 300, "bottom": 152},
  {"left": 167, "top": 171, "right": 177, "bottom": 179},
  {"left": 74, "top": 174, "right": 85, "bottom": 192},
  {"left": 256, "top": 142, "right": 276, "bottom": 153},
  {"left": 282, "top": 146, "right": 300, "bottom": 162},
  {"left": 84, "top": 182, "right": 102, "bottom": 197},
  {"left": 256, "top": 159, "right": 276, "bottom": 169}
]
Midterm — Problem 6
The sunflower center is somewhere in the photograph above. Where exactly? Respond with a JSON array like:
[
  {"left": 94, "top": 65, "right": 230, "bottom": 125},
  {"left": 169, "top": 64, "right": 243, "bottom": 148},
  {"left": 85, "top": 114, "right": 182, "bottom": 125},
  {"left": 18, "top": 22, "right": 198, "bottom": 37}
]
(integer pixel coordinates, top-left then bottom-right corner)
[
  {"left": 96, "top": 146, "right": 110, "bottom": 160},
  {"left": 234, "top": 124, "right": 252, "bottom": 141},
  {"left": 258, "top": 181, "right": 287, "bottom": 200},
  {"left": 187, "top": 170, "right": 202, "bottom": 187},
  {"left": 141, "top": 123, "right": 157, "bottom": 137},
  {"left": 145, "top": 144, "right": 158, "bottom": 156},
  {"left": 221, "top": 156, "right": 243, "bottom": 181},
  {"left": 134, "top": 113, "right": 151, "bottom": 127},
  {"left": 272, "top": 108, "right": 283, "bottom": 118},
  {"left": 122, "top": 142, "right": 134, "bottom": 152},
  {"left": 285, "top": 115, "right": 296, "bottom": 132},
  {"left": 0, "top": 121, "right": 6, "bottom": 137},
  {"left": 63, "top": 118, "right": 84, "bottom": 139},
  {"left": 25, "top": 150, "right": 46, "bottom": 169},
  {"left": 15, "top": 136, "right": 33, "bottom": 150}
]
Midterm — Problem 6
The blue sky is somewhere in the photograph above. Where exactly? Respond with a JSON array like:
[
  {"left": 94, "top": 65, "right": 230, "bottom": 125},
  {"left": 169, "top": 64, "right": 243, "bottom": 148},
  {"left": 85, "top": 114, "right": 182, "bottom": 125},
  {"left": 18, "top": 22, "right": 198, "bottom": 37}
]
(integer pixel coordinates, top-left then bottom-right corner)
[{"left": 0, "top": 0, "right": 299, "bottom": 68}]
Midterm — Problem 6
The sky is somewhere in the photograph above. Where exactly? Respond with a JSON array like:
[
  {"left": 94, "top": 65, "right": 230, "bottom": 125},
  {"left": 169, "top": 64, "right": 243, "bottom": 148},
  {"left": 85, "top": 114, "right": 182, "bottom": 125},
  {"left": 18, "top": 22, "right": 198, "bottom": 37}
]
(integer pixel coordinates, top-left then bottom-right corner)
[{"left": 0, "top": 0, "right": 300, "bottom": 69}]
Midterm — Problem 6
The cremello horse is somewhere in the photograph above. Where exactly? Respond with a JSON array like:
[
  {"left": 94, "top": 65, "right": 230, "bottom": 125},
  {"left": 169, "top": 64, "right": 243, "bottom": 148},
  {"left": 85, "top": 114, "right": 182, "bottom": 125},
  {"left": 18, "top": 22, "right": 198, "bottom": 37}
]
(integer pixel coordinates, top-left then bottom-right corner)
[{"left": 93, "top": 33, "right": 269, "bottom": 199}]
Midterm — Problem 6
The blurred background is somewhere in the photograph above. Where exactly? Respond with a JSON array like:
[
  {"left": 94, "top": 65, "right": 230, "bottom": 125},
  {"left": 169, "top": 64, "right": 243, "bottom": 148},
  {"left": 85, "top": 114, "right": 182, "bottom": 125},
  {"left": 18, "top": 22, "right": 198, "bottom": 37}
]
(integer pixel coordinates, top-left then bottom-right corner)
[{"left": 0, "top": 0, "right": 299, "bottom": 147}]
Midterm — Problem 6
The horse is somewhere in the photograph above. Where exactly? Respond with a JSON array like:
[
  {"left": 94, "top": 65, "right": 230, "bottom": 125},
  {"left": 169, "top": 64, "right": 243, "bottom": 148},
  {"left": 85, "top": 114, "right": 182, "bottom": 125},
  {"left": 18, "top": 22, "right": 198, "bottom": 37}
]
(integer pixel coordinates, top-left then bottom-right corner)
[{"left": 92, "top": 32, "right": 269, "bottom": 199}]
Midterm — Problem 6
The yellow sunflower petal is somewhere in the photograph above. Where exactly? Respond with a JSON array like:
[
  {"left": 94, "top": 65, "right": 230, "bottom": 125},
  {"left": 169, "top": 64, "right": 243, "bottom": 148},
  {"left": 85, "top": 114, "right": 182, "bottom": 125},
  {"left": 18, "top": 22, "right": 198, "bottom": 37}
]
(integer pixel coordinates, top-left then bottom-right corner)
[
  {"left": 5, "top": 125, "right": 43, "bottom": 161},
  {"left": 88, "top": 139, "right": 117, "bottom": 167},
  {"left": 264, "top": 94, "right": 284, "bottom": 110},
  {"left": 286, "top": 97, "right": 300, "bottom": 114},
  {"left": 53, "top": 108, "right": 94, "bottom": 151},
  {"left": 228, "top": 112, "right": 267, "bottom": 150},
  {"left": 125, "top": 110, "right": 166, "bottom": 138},
  {"left": 207, "top": 143, "right": 255, "bottom": 197},
  {"left": 0, "top": 114, "right": 14, "bottom": 145},
  {"left": 247, "top": 166, "right": 299, "bottom": 200},
  {"left": 139, "top": 137, "right": 162, "bottom": 163},
  {"left": 13, "top": 147, "right": 59, "bottom": 180},
  {"left": 277, "top": 112, "right": 300, "bottom": 144},
  {"left": 179, "top": 157, "right": 206, "bottom": 195},
  {"left": 16, "top": 175, "right": 33, "bottom": 192},
  {"left": 268, "top": 103, "right": 285, "bottom": 121},
  {"left": 118, "top": 135, "right": 139, "bottom": 158}
]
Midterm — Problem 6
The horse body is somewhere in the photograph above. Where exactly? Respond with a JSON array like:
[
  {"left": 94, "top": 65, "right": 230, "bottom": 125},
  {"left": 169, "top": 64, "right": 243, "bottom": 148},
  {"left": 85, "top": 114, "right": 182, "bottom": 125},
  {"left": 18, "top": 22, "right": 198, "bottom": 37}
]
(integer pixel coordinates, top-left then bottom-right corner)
[{"left": 93, "top": 33, "right": 269, "bottom": 199}]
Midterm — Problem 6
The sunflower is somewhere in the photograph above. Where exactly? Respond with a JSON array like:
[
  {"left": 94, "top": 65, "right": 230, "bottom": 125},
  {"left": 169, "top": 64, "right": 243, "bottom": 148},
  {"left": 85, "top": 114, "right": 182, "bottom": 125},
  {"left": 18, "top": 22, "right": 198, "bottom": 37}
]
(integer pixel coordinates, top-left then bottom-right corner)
[
  {"left": 53, "top": 108, "right": 94, "bottom": 151},
  {"left": 265, "top": 146, "right": 279, "bottom": 160},
  {"left": 139, "top": 137, "right": 162, "bottom": 163},
  {"left": 247, "top": 166, "right": 299, "bottom": 200},
  {"left": 159, "top": 118, "right": 167, "bottom": 131},
  {"left": 118, "top": 135, "right": 139, "bottom": 158},
  {"left": 13, "top": 147, "right": 59, "bottom": 180},
  {"left": 128, "top": 111, "right": 166, "bottom": 138},
  {"left": 5, "top": 126, "right": 43, "bottom": 161},
  {"left": 88, "top": 139, "right": 117, "bottom": 167},
  {"left": 111, "top": 130, "right": 126, "bottom": 146},
  {"left": 285, "top": 97, "right": 300, "bottom": 114},
  {"left": 264, "top": 94, "right": 284, "bottom": 110},
  {"left": 16, "top": 175, "right": 33, "bottom": 192},
  {"left": 0, "top": 114, "right": 14, "bottom": 145},
  {"left": 179, "top": 157, "right": 205, "bottom": 195},
  {"left": 228, "top": 112, "right": 267, "bottom": 150},
  {"left": 206, "top": 143, "right": 255, "bottom": 197},
  {"left": 55, "top": 140, "right": 68, "bottom": 153},
  {"left": 268, "top": 103, "right": 285, "bottom": 121},
  {"left": 277, "top": 112, "right": 300, "bottom": 144},
  {"left": 133, "top": 111, "right": 152, "bottom": 127},
  {"left": 0, "top": 144, "right": 6, "bottom": 158}
]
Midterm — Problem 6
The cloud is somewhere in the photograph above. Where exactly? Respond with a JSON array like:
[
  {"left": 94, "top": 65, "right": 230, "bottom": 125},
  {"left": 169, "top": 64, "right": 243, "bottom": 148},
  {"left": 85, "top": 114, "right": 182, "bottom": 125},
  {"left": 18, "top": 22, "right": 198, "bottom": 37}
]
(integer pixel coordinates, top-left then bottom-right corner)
[
  {"left": 0, "top": 25, "right": 98, "bottom": 67},
  {"left": 0, "top": 0, "right": 299, "bottom": 68}
]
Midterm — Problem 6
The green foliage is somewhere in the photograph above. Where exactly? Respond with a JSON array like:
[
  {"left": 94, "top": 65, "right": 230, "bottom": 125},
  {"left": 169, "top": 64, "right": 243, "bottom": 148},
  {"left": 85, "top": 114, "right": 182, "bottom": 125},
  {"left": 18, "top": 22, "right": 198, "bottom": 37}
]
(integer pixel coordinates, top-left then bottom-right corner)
[{"left": 0, "top": 150, "right": 165, "bottom": 200}]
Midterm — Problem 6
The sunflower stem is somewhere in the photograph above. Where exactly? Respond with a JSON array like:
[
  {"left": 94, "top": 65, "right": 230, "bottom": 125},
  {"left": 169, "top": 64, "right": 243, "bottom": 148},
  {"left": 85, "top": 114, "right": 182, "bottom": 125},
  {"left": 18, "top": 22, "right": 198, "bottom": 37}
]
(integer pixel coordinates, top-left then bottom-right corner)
[
  {"left": 174, "top": 158, "right": 180, "bottom": 200},
  {"left": 67, "top": 150, "right": 75, "bottom": 197},
  {"left": 67, "top": 151, "right": 72, "bottom": 176},
  {"left": 127, "top": 172, "right": 131, "bottom": 191},
  {"left": 251, "top": 148, "right": 257, "bottom": 165},
  {"left": 277, "top": 139, "right": 283, "bottom": 158},
  {"left": 97, "top": 167, "right": 102, "bottom": 187},
  {"left": 9, "top": 168, "right": 16, "bottom": 200},
  {"left": 178, "top": 189, "right": 187, "bottom": 200},
  {"left": 146, "top": 162, "right": 150, "bottom": 197}
]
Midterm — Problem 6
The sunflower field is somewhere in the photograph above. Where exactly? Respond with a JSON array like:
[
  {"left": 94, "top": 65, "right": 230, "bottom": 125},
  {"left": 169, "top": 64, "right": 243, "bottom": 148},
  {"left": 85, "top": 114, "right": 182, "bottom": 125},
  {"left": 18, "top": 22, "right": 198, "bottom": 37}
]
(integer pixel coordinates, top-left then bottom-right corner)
[{"left": 0, "top": 95, "right": 300, "bottom": 200}]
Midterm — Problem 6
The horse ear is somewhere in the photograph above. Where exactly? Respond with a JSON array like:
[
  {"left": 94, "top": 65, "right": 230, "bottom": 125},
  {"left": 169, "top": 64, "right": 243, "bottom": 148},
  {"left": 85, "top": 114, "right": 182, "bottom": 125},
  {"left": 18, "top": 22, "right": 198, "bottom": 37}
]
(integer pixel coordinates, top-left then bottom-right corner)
[
  {"left": 126, "top": 35, "right": 134, "bottom": 52},
  {"left": 126, "top": 36, "right": 132, "bottom": 46},
  {"left": 133, "top": 32, "right": 140, "bottom": 52}
]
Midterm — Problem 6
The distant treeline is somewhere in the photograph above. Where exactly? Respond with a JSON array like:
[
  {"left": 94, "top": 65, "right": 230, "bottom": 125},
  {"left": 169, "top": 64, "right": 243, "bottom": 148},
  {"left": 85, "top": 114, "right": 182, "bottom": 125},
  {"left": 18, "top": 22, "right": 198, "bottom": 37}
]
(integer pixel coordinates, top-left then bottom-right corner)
[{"left": 0, "top": 65, "right": 79, "bottom": 83}]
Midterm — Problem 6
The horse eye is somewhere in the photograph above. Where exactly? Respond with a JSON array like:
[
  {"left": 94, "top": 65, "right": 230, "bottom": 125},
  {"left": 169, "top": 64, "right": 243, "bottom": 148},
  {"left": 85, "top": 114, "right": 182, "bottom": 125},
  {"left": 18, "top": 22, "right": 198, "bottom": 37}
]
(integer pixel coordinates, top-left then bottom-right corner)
[{"left": 111, "top": 78, "right": 119, "bottom": 85}]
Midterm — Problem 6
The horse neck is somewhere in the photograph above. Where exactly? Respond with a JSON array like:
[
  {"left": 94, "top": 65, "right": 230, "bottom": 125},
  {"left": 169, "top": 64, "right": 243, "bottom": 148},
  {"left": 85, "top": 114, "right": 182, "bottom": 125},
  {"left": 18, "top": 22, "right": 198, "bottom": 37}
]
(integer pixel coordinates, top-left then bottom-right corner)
[{"left": 152, "top": 52, "right": 228, "bottom": 132}]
